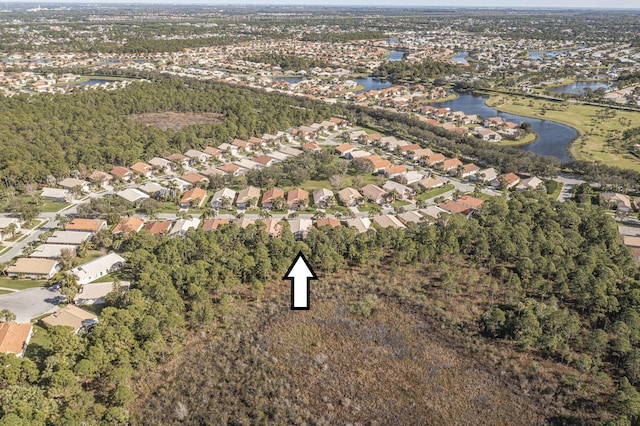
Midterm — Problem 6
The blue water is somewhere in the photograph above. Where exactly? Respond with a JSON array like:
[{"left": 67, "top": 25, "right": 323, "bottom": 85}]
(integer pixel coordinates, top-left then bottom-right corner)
[
  {"left": 430, "top": 92, "right": 577, "bottom": 162},
  {"left": 528, "top": 49, "right": 569, "bottom": 60},
  {"left": 272, "top": 77, "right": 304, "bottom": 84},
  {"left": 354, "top": 77, "right": 392, "bottom": 94},
  {"left": 547, "top": 81, "right": 611, "bottom": 95},
  {"left": 451, "top": 52, "right": 469, "bottom": 64},
  {"left": 388, "top": 50, "right": 405, "bottom": 61}
]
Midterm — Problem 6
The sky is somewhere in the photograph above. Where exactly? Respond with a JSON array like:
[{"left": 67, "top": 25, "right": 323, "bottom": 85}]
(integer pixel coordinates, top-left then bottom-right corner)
[{"left": 6, "top": 0, "right": 639, "bottom": 9}]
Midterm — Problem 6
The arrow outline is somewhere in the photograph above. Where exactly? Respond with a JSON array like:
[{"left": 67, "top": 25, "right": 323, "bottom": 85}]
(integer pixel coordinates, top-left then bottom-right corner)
[{"left": 283, "top": 251, "right": 318, "bottom": 310}]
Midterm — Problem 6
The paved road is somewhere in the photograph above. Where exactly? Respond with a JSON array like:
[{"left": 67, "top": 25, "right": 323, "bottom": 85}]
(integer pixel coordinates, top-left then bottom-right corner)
[
  {"left": 0, "top": 217, "right": 53, "bottom": 264},
  {"left": 555, "top": 174, "right": 586, "bottom": 202},
  {"left": 0, "top": 286, "right": 64, "bottom": 323}
]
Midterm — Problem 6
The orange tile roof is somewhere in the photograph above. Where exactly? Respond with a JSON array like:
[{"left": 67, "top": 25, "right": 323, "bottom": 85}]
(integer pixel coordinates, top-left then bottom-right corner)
[
  {"left": 287, "top": 188, "right": 309, "bottom": 205},
  {"left": 316, "top": 218, "right": 341, "bottom": 228},
  {"left": 335, "top": 143, "right": 356, "bottom": 154},
  {"left": 130, "top": 162, "right": 152, "bottom": 175},
  {"left": 112, "top": 217, "right": 144, "bottom": 234},
  {"left": 438, "top": 200, "right": 473, "bottom": 215},
  {"left": 181, "top": 172, "right": 208, "bottom": 185},
  {"left": 262, "top": 187, "right": 285, "bottom": 205},
  {"left": 252, "top": 155, "right": 274, "bottom": 165},
  {"left": 110, "top": 166, "right": 132, "bottom": 178},
  {"left": 442, "top": 158, "right": 463, "bottom": 170},
  {"left": 426, "top": 153, "right": 446, "bottom": 164},
  {"left": 0, "top": 322, "right": 32, "bottom": 356},
  {"left": 202, "top": 218, "right": 229, "bottom": 232},
  {"left": 180, "top": 187, "right": 207, "bottom": 206},
  {"left": 456, "top": 195, "right": 484, "bottom": 209},
  {"left": 218, "top": 164, "right": 241, "bottom": 174},
  {"left": 142, "top": 220, "right": 172, "bottom": 235},
  {"left": 503, "top": 172, "right": 521, "bottom": 185},
  {"left": 66, "top": 218, "right": 106, "bottom": 232},
  {"left": 384, "top": 165, "right": 407, "bottom": 175}
]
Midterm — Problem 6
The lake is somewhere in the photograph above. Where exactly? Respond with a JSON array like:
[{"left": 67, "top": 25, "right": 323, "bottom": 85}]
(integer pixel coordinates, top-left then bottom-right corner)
[
  {"left": 272, "top": 77, "right": 304, "bottom": 84},
  {"left": 547, "top": 81, "right": 611, "bottom": 95},
  {"left": 354, "top": 77, "right": 392, "bottom": 94},
  {"left": 430, "top": 92, "right": 577, "bottom": 162},
  {"left": 388, "top": 50, "right": 405, "bottom": 61},
  {"left": 451, "top": 52, "right": 469, "bottom": 64}
]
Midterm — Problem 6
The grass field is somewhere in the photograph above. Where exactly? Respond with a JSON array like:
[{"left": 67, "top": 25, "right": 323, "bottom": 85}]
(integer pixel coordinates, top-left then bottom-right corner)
[
  {"left": 0, "top": 277, "right": 45, "bottom": 290},
  {"left": 40, "top": 201, "right": 70, "bottom": 213},
  {"left": 486, "top": 94, "right": 640, "bottom": 171},
  {"left": 416, "top": 183, "right": 455, "bottom": 201}
]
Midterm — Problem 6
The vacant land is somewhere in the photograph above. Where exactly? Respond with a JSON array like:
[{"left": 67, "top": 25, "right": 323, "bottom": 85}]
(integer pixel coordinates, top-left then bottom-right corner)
[
  {"left": 486, "top": 95, "right": 640, "bottom": 170},
  {"left": 129, "top": 112, "right": 224, "bottom": 131},
  {"left": 131, "top": 274, "right": 550, "bottom": 425}
]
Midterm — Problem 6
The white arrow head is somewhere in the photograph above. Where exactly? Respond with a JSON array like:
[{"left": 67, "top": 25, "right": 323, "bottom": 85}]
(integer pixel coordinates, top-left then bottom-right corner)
[{"left": 283, "top": 252, "right": 318, "bottom": 310}]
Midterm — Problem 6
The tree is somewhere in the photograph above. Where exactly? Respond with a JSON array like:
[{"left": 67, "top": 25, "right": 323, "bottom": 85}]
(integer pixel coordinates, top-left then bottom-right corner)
[
  {"left": 49, "top": 272, "right": 80, "bottom": 303},
  {"left": 0, "top": 308, "right": 16, "bottom": 322},
  {"left": 4, "top": 222, "right": 18, "bottom": 239},
  {"left": 56, "top": 214, "right": 71, "bottom": 230}
]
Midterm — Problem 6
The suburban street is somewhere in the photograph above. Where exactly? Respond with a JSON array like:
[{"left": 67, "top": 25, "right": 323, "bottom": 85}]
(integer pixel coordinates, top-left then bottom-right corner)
[{"left": 0, "top": 286, "right": 65, "bottom": 323}]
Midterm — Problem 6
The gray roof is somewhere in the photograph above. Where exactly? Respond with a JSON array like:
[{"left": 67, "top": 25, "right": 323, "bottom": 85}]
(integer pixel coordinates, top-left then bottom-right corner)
[
  {"left": 69, "top": 253, "right": 126, "bottom": 285},
  {"left": 29, "top": 244, "right": 77, "bottom": 259},
  {"left": 116, "top": 188, "right": 149, "bottom": 203},
  {"left": 47, "top": 231, "right": 92, "bottom": 245}
]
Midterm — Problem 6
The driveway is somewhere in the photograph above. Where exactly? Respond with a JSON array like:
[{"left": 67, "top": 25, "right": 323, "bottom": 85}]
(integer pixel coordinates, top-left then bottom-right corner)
[{"left": 0, "top": 287, "right": 64, "bottom": 323}]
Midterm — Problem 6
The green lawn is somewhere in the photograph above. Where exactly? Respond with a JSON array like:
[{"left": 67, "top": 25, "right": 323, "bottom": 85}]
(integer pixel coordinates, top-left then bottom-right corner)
[
  {"left": 0, "top": 289, "right": 11, "bottom": 295},
  {"left": 90, "top": 273, "right": 120, "bottom": 283},
  {"left": 40, "top": 201, "right": 70, "bottom": 213},
  {"left": 285, "top": 179, "right": 331, "bottom": 192},
  {"left": 0, "top": 277, "right": 46, "bottom": 290},
  {"left": 416, "top": 184, "right": 455, "bottom": 201},
  {"left": 73, "top": 250, "right": 105, "bottom": 267},
  {"left": 545, "top": 180, "right": 563, "bottom": 200},
  {"left": 391, "top": 200, "right": 411, "bottom": 208}
]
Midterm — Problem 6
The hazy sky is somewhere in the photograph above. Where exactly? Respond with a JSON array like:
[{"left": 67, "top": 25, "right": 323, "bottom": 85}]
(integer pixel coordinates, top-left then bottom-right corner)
[{"left": 9, "top": 0, "right": 639, "bottom": 9}]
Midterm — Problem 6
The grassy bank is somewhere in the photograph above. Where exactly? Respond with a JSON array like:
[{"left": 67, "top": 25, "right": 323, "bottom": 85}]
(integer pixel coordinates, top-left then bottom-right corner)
[{"left": 486, "top": 94, "right": 640, "bottom": 171}]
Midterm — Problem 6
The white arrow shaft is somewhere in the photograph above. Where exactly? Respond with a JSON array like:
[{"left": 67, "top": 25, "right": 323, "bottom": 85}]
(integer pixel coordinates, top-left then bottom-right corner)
[{"left": 292, "top": 277, "right": 309, "bottom": 309}]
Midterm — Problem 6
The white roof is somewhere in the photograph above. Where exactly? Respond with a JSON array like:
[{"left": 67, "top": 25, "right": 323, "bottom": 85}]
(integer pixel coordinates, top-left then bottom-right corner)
[
  {"left": 211, "top": 188, "right": 237, "bottom": 203},
  {"left": 373, "top": 214, "right": 407, "bottom": 229},
  {"left": 184, "top": 149, "right": 208, "bottom": 158},
  {"left": 74, "top": 281, "right": 130, "bottom": 305},
  {"left": 397, "top": 211, "right": 424, "bottom": 224},
  {"left": 268, "top": 151, "right": 289, "bottom": 161},
  {"left": 279, "top": 147, "right": 303, "bottom": 157},
  {"left": 58, "top": 177, "right": 88, "bottom": 189},
  {"left": 419, "top": 206, "right": 447, "bottom": 220},
  {"left": 47, "top": 231, "right": 92, "bottom": 245},
  {"left": 288, "top": 218, "right": 313, "bottom": 235},
  {"left": 69, "top": 253, "right": 126, "bottom": 285},
  {"left": 138, "top": 182, "right": 165, "bottom": 196},
  {"left": 149, "top": 157, "right": 172, "bottom": 167},
  {"left": 346, "top": 217, "right": 372, "bottom": 233},
  {"left": 349, "top": 150, "right": 371, "bottom": 159},
  {"left": 0, "top": 217, "right": 20, "bottom": 229},
  {"left": 383, "top": 180, "right": 412, "bottom": 194},
  {"left": 41, "top": 187, "right": 69, "bottom": 199},
  {"left": 29, "top": 244, "right": 77, "bottom": 259},
  {"left": 478, "top": 168, "right": 498, "bottom": 181},
  {"left": 170, "top": 178, "right": 192, "bottom": 191},
  {"left": 312, "top": 188, "right": 334, "bottom": 204},
  {"left": 400, "top": 171, "right": 423, "bottom": 185},
  {"left": 234, "top": 159, "right": 261, "bottom": 170},
  {"left": 169, "top": 218, "right": 201, "bottom": 236},
  {"left": 116, "top": 188, "right": 149, "bottom": 203}
]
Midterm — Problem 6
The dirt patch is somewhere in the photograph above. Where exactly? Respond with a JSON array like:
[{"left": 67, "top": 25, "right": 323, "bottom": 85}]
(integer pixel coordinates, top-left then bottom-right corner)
[{"left": 129, "top": 112, "right": 223, "bottom": 130}]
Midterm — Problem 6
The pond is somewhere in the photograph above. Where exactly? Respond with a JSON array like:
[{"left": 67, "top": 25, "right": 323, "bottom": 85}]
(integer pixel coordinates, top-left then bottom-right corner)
[
  {"left": 388, "top": 50, "right": 405, "bottom": 62},
  {"left": 354, "top": 77, "right": 392, "bottom": 94},
  {"left": 430, "top": 92, "right": 577, "bottom": 162},
  {"left": 546, "top": 81, "right": 611, "bottom": 95},
  {"left": 450, "top": 52, "right": 469, "bottom": 64}
]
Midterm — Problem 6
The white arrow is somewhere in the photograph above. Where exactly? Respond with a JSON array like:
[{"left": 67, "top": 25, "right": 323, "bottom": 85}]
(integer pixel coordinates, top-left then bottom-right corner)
[{"left": 283, "top": 251, "right": 317, "bottom": 310}]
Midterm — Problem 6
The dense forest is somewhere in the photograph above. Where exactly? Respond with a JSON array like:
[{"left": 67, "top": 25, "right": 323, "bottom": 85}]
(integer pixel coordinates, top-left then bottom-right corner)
[
  {"left": 2, "top": 191, "right": 640, "bottom": 423},
  {"left": 372, "top": 58, "right": 461, "bottom": 84},
  {"left": 243, "top": 53, "right": 334, "bottom": 71},
  {"left": 0, "top": 78, "right": 339, "bottom": 187}
]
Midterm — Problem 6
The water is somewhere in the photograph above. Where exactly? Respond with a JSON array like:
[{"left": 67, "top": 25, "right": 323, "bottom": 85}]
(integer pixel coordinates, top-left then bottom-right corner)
[
  {"left": 272, "top": 77, "right": 304, "bottom": 84},
  {"left": 547, "top": 81, "right": 611, "bottom": 95},
  {"left": 388, "top": 50, "right": 405, "bottom": 61},
  {"left": 528, "top": 49, "right": 569, "bottom": 60},
  {"left": 431, "top": 92, "right": 577, "bottom": 162},
  {"left": 354, "top": 77, "right": 392, "bottom": 94},
  {"left": 451, "top": 52, "right": 469, "bottom": 64}
]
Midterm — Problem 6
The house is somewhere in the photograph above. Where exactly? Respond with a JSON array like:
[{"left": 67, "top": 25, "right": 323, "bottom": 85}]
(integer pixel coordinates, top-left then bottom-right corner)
[
  {"left": 233, "top": 217, "right": 256, "bottom": 229},
  {"left": 312, "top": 188, "right": 334, "bottom": 208},
  {"left": 0, "top": 217, "right": 21, "bottom": 242},
  {"left": 234, "top": 159, "right": 261, "bottom": 171},
  {"left": 302, "top": 142, "right": 321, "bottom": 152},
  {"left": 69, "top": 253, "right": 125, "bottom": 285},
  {"left": 516, "top": 176, "right": 545, "bottom": 191},
  {"left": 218, "top": 164, "right": 242, "bottom": 176},
  {"left": 261, "top": 187, "right": 285, "bottom": 209},
  {"left": 169, "top": 218, "right": 201, "bottom": 237},
  {"left": 138, "top": 182, "right": 166, "bottom": 198},
  {"left": 346, "top": 217, "right": 372, "bottom": 234},
  {"left": 475, "top": 127, "right": 502, "bottom": 142},
  {"left": 181, "top": 172, "right": 209, "bottom": 186},
  {"left": 420, "top": 206, "right": 447, "bottom": 222},
  {"left": 210, "top": 188, "right": 237, "bottom": 210},
  {"left": 6, "top": 258, "right": 61, "bottom": 279},
  {"left": 438, "top": 200, "right": 474, "bottom": 216},
  {"left": 179, "top": 187, "right": 207, "bottom": 209},
  {"left": 110, "top": 166, "right": 133, "bottom": 181},
  {"left": 287, "top": 188, "right": 309, "bottom": 210},
  {"left": 41, "top": 187, "right": 70, "bottom": 202},
  {"left": 41, "top": 305, "right": 97, "bottom": 333},
  {"left": 74, "top": 281, "right": 130, "bottom": 306},
  {"left": 148, "top": 157, "right": 173, "bottom": 173},
  {"left": 418, "top": 177, "right": 446, "bottom": 190},
  {"left": 408, "top": 148, "right": 435, "bottom": 161},
  {"left": 337, "top": 187, "right": 362, "bottom": 207},
  {"left": 268, "top": 151, "right": 290, "bottom": 162},
  {"left": 362, "top": 155, "right": 392, "bottom": 172},
  {"left": 202, "top": 218, "right": 230, "bottom": 232},
  {"left": 169, "top": 178, "right": 193, "bottom": 192},
  {"left": 279, "top": 147, "right": 303, "bottom": 157},
  {"left": 258, "top": 218, "right": 283, "bottom": 237},
  {"left": 236, "top": 186, "right": 261, "bottom": 209},
  {"left": 58, "top": 177, "right": 90, "bottom": 193},
  {"left": 600, "top": 192, "right": 632, "bottom": 211},
  {"left": 361, "top": 184, "right": 389, "bottom": 204},
  {"left": 252, "top": 155, "right": 276, "bottom": 168},
  {"left": 130, "top": 162, "right": 153, "bottom": 178},
  {"left": 383, "top": 165, "right": 408, "bottom": 178},
  {"left": 456, "top": 195, "right": 485, "bottom": 210},
  {"left": 396, "top": 210, "right": 424, "bottom": 225},
  {"left": 476, "top": 168, "right": 499, "bottom": 182},
  {"left": 383, "top": 181, "right": 413, "bottom": 199},
  {"left": 335, "top": 143, "right": 357, "bottom": 157},
  {"left": 201, "top": 168, "right": 226, "bottom": 179},
  {"left": 232, "top": 138, "right": 250, "bottom": 151},
  {"left": 373, "top": 214, "right": 407, "bottom": 229},
  {"left": 184, "top": 149, "right": 210, "bottom": 164},
  {"left": 288, "top": 218, "right": 313, "bottom": 240},
  {"left": 112, "top": 217, "right": 145, "bottom": 234},
  {"left": 142, "top": 220, "right": 173, "bottom": 235},
  {"left": 47, "top": 231, "right": 92, "bottom": 246},
  {"left": 204, "top": 146, "right": 224, "bottom": 160},
  {"left": 29, "top": 244, "right": 77, "bottom": 259},
  {"left": 316, "top": 218, "right": 341, "bottom": 228},
  {"left": 425, "top": 153, "right": 446, "bottom": 166},
  {"left": 492, "top": 172, "right": 521, "bottom": 190},
  {"left": 116, "top": 188, "right": 149, "bottom": 204},
  {"left": 0, "top": 322, "right": 33, "bottom": 357},
  {"left": 166, "top": 153, "right": 190, "bottom": 168},
  {"left": 88, "top": 170, "right": 113, "bottom": 188},
  {"left": 399, "top": 143, "right": 422, "bottom": 154},
  {"left": 459, "top": 163, "right": 480, "bottom": 179},
  {"left": 66, "top": 218, "right": 107, "bottom": 233},
  {"left": 441, "top": 158, "right": 464, "bottom": 172}
]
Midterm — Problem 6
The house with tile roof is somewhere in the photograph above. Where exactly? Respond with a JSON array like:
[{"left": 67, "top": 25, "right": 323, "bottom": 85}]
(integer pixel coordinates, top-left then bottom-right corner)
[{"left": 0, "top": 322, "right": 33, "bottom": 357}]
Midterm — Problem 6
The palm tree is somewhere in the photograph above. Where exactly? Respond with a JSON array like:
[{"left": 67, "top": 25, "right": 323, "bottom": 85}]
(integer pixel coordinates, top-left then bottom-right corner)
[
  {"left": 56, "top": 213, "right": 70, "bottom": 230},
  {"left": 258, "top": 209, "right": 272, "bottom": 219},
  {"left": 313, "top": 211, "right": 327, "bottom": 220},
  {"left": 201, "top": 208, "right": 217, "bottom": 220},
  {"left": 4, "top": 222, "right": 18, "bottom": 239}
]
